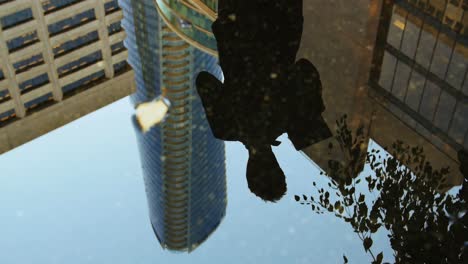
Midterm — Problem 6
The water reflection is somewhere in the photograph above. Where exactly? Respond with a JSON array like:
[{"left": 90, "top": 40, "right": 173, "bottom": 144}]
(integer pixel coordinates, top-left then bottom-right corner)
[
  {"left": 1, "top": 0, "right": 468, "bottom": 262},
  {"left": 192, "top": 0, "right": 468, "bottom": 261},
  {"left": 294, "top": 1, "right": 468, "bottom": 262},
  {"left": 296, "top": 116, "right": 468, "bottom": 263},
  {"left": 121, "top": 0, "right": 226, "bottom": 252},
  {"left": 196, "top": 0, "right": 332, "bottom": 202},
  {"left": 119, "top": 0, "right": 468, "bottom": 261}
]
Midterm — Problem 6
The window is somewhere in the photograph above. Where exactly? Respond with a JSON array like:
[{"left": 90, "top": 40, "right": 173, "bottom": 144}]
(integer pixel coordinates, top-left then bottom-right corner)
[
  {"left": 401, "top": 14, "right": 421, "bottom": 58},
  {"left": 429, "top": 34, "right": 453, "bottom": 79},
  {"left": 6, "top": 31, "right": 39, "bottom": 52},
  {"left": 48, "top": 9, "right": 96, "bottom": 36},
  {"left": 448, "top": 102, "right": 468, "bottom": 145},
  {"left": 405, "top": 71, "right": 425, "bottom": 111},
  {"left": 0, "top": 8, "right": 33, "bottom": 30},
  {"left": 19, "top": 73, "right": 49, "bottom": 94},
  {"left": 419, "top": 80, "right": 441, "bottom": 120},
  {"left": 433, "top": 91, "right": 456, "bottom": 131},
  {"left": 13, "top": 54, "right": 44, "bottom": 74},
  {"left": 415, "top": 23, "right": 437, "bottom": 69},
  {"left": 378, "top": 51, "right": 397, "bottom": 91},
  {"left": 387, "top": 9, "right": 406, "bottom": 48},
  {"left": 392, "top": 60, "right": 412, "bottom": 101},
  {"left": 446, "top": 42, "right": 467, "bottom": 90}
]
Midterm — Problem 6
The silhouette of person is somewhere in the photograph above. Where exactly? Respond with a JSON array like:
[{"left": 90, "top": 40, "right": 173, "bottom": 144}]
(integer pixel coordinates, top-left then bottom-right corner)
[{"left": 196, "top": 0, "right": 332, "bottom": 202}]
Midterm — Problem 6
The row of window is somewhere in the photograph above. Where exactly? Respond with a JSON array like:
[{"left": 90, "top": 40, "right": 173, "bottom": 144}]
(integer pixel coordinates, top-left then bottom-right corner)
[
  {"left": 5, "top": 14, "right": 123, "bottom": 55},
  {"left": 0, "top": 58, "right": 128, "bottom": 126},
  {"left": 0, "top": 1, "right": 128, "bottom": 124},
  {"left": 371, "top": 2, "right": 468, "bottom": 151},
  {"left": 2, "top": 34, "right": 124, "bottom": 92},
  {"left": 387, "top": 6, "right": 467, "bottom": 94},
  {"left": 376, "top": 53, "right": 468, "bottom": 148},
  {"left": 0, "top": 0, "right": 120, "bottom": 30},
  {"left": 404, "top": 0, "right": 468, "bottom": 34},
  {"left": 1, "top": 36, "right": 126, "bottom": 95}
]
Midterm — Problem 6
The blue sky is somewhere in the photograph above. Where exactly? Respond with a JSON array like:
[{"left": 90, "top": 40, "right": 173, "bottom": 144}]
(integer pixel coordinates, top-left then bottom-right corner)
[{"left": 0, "top": 97, "right": 393, "bottom": 264}]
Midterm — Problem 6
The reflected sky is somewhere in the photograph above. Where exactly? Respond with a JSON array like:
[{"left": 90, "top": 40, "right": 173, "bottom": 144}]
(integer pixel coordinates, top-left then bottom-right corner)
[{"left": 0, "top": 97, "right": 394, "bottom": 264}]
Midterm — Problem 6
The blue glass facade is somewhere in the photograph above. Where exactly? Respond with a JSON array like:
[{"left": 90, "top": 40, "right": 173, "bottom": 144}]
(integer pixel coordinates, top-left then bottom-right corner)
[{"left": 120, "top": 0, "right": 226, "bottom": 252}]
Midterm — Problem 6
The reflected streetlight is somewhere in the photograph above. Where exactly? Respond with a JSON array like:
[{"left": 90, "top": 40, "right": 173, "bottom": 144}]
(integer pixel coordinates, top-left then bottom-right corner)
[{"left": 135, "top": 95, "right": 171, "bottom": 133}]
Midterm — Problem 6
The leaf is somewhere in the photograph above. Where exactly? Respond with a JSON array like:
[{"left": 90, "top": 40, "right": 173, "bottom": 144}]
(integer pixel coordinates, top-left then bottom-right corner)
[
  {"left": 359, "top": 194, "right": 365, "bottom": 203},
  {"left": 376, "top": 252, "right": 383, "bottom": 264},
  {"left": 369, "top": 221, "right": 381, "bottom": 233},
  {"left": 339, "top": 205, "right": 344, "bottom": 214},
  {"left": 302, "top": 195, "right": 308, "bottom": 201},
  {"left": 294, "top": 195, "right": 300, "bottom": 201},
  {"left": 334, "top": 201, "right": 340, "bottom": 209},
  {"left": 358, "top": 202, "right": 368, "bottom": 216},
  {"left": 359, "top": 220, "right": 366, "bottom": 232},
  {"left": 343, "top": 255, "right": 348, "bottom": 263},
  {"left": 363, "top": 237, "right": 373, "bottom": 252}
]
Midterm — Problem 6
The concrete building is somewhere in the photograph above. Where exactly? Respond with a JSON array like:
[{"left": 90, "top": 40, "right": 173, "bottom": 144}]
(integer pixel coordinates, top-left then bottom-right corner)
[
  {"left": 0, "top": 0, "right": 134, "bottom": 155},
  {"left": 120, "top": 0, "right": 226, "bottom": 252},
  {"left": 301, "top": 0, "right": 466, "bottom": 185}
]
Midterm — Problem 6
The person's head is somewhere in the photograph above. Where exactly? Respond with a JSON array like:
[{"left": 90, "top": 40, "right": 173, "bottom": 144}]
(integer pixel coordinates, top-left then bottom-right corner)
[{"left": 245, "top": 145, "right": 286, "bottom": 202}]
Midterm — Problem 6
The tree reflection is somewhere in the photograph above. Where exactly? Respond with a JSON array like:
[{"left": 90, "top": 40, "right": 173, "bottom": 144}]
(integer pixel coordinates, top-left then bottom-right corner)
[{"left": 296, "top": 115, "right": 467, "bottom": 264}]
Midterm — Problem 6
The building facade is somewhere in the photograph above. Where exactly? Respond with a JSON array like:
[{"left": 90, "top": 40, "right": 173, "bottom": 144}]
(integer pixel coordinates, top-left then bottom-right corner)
[
  {"left": 120, "top": 0, "right": 226, "bottom": 252},
  {"left": 154, "top": 0, "right": 217, "bottom": 56},
  {"left": 370, "top": 0, "right": 468, "bottom": 157},
  {"left": 298, "top": 0, "right": 465, "bottom": 185},
  {"left": 0, "top": 0, "right": 134, "bottom": 154}
]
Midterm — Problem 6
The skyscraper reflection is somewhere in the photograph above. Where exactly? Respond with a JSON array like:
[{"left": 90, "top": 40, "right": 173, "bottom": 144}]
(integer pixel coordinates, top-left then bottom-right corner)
[{"left": 120, "top": 0, "right": 226, "bottom": 252}]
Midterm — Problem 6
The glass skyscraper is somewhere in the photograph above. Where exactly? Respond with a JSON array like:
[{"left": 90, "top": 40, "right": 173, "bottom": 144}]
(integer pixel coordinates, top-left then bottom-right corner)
[
  {"left": 369, "top": 0, "right": 468, "bottom": 155},
  {"left": 154, "top": 0, "right": 217, "bottom": 55},
  {"left": 120, "top": 0, "right": 226, "bottom": 252}
]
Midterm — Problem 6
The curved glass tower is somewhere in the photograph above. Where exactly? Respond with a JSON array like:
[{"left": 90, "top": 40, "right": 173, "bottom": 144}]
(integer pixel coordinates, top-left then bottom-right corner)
[
  {"left": 119, "top": 0, "right": 226, "bottom": 252},
  {"left": 154, "top": 0, "right": 218, "bottom": 56}
]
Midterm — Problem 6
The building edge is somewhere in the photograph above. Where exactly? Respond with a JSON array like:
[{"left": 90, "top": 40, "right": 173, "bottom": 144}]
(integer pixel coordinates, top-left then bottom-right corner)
[{"left": 0, "top": 70, "right": 135, "bottom": 155}]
